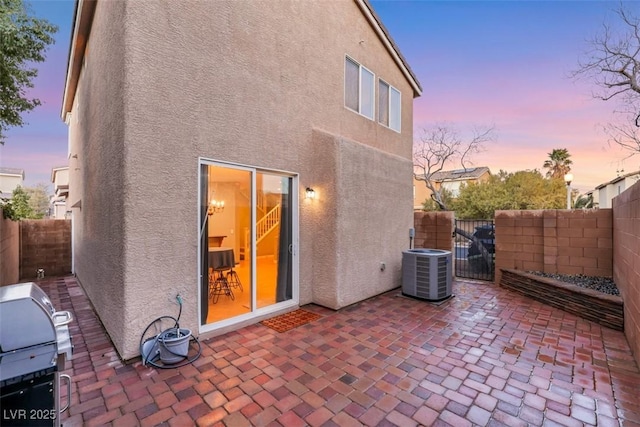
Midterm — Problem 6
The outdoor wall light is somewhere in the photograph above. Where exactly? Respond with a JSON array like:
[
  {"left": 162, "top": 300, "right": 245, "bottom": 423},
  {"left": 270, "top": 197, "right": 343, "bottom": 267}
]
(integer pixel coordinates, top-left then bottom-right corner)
[
  {"left": 305, "top": 187, "right": 316, "bottom": 200},
  {"left": 208, "top": 199, "right": 225, "bottom": 215}
]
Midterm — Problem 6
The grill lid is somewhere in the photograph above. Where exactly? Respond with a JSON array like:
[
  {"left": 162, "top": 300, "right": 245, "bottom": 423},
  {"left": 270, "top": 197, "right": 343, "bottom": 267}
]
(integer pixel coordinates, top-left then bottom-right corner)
[{"left": 0, "top": 283, "right": 72, "bottom": 353}]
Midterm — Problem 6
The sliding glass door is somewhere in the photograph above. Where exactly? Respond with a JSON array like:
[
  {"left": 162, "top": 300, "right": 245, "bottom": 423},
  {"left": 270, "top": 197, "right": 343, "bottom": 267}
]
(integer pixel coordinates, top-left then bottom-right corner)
[
  {"left": 256, "top": 172, "right": 293, "bottom": 309},
  {"left": 199, "top": 161, "right": 297, "bottom": 329}
]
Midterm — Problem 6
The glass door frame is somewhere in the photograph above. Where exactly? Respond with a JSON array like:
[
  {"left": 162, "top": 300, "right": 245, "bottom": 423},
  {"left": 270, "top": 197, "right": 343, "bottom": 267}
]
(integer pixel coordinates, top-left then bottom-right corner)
[{"left": 197, "top": 158, "right": 299, "bottom": 334}]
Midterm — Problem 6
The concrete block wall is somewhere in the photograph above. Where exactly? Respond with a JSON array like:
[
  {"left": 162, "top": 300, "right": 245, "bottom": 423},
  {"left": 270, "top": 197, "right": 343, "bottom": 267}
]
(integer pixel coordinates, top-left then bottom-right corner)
[
  {"left": 19, "top": 219, "right": 72, "bottom": 280},
  {"left": 413, "top": 211, "right": 454, "bottom": 251},
  {"left": 494, "top": 209, "right": 613, "bottom": 286},
  {"left": 612, "top": 181, "right": 640, "bottom": 368},
  {"left": 0, "top": 211, "right": 20, "bottom": 286},
  {"left": 494, "top": 210, "right": 544, "bottom": 285}
]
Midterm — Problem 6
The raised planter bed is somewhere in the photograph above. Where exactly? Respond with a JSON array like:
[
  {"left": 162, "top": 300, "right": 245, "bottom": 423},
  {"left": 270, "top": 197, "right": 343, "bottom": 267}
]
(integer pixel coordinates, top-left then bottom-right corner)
[{"left": 499, "top": 269, "right": 623, "bottom": 331}]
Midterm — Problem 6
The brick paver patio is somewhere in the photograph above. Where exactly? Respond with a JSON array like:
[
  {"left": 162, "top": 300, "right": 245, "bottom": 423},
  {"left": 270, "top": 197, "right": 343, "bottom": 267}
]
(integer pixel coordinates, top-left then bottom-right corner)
[{"left": 40, "top": 275, "right": 640, "bottom": 426}]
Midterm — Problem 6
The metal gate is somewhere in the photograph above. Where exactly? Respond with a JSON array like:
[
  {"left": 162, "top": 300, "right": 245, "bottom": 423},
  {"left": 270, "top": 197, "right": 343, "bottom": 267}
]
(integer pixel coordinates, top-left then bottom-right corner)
[{"left": 454, "top": 219, "right": 495, "bottom": 281}]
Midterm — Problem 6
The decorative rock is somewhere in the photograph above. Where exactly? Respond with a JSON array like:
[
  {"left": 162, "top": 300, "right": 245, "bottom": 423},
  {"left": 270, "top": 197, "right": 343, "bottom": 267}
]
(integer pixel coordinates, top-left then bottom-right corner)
[{"left": 526, "top": 271, "right": 620, "bottom": 296}]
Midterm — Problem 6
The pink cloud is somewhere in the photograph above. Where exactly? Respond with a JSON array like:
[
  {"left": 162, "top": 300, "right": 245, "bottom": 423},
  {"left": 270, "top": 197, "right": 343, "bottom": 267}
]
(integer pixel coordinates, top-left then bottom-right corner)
[{"left": 412, "top": 70, "right": 628, "bottom": 192}]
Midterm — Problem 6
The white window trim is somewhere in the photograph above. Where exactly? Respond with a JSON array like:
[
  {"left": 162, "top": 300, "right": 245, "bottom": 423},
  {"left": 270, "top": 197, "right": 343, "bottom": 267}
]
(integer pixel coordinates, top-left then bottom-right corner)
[
  {"left": 389, "top": 85, "right": 401, "bottom": 132},
  {"left": 378, "top": 78, "right": 401, "bottom": 133},
  {"left": 345, "top": 55, "right": 375, "bottom": 121}
]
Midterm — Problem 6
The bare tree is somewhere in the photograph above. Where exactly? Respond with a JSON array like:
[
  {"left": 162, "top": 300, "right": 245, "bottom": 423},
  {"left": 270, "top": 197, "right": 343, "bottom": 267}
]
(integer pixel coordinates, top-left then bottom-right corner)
[
  {"left": 413, "top": 123, "right": 495, "bottom": 211},
  {"left": 574, "top": 4, "right": 640, "bottom": 156},
  {"left": 601, "top": 102, "right": 640, "bottom": 157}
]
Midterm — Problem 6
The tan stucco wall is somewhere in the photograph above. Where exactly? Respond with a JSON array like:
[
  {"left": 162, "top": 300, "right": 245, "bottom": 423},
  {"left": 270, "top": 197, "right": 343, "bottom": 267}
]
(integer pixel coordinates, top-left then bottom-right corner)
[
  {"left": 413, "top": 179, "right": 431, "bottom": 210},
  {"left": 612, "top": 181, "right": 640, "bottom": 368},
  {"left": 311, "top": 129, "right": 413, "bottom": 308},
  {"left": 69, "top": 0, "right": 415, "bottom": 359},
  {"left": 67, "top": 0, "right": 127, "bottom": 353}
]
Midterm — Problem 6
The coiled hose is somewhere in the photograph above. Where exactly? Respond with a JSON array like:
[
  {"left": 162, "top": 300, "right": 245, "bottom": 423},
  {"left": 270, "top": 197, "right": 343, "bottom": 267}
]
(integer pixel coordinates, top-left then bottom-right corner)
[{"left": 139, "top": 296, "right": 202, "bottom": 369}]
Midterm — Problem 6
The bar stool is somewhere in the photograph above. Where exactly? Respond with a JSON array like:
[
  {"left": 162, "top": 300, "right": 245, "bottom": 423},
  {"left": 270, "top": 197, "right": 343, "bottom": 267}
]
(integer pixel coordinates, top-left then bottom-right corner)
[
  {"left": 209, "top": 267, "right": 234, "bottom": 303},
  {"left": 226, "top": 263, "right": 243, "bottom": 292}
]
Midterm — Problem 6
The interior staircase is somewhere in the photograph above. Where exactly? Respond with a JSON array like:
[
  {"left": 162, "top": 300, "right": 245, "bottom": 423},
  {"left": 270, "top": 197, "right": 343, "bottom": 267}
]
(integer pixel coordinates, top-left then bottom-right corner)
[
  {"left": 239, "top": 189, "right": 281, "bottom": 260},
  {"left": 257, "top": 204, "right": 280, "bottom": 244}
]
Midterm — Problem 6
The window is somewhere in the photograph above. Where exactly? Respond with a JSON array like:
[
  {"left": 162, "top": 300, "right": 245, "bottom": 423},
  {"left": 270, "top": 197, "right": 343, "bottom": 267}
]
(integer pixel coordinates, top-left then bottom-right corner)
[
  {"left": 378, "top": 79, "right": 401, "bottom": 132},
  {"left": 345, "top": 57, "right": 374, "bottom": 120}
]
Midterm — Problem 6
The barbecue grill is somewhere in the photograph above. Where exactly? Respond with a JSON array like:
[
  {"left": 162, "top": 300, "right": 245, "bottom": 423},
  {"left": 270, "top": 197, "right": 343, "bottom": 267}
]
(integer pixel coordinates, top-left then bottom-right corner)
[{"left": 0, "top": 282, "right": 73, "bottom": 427}]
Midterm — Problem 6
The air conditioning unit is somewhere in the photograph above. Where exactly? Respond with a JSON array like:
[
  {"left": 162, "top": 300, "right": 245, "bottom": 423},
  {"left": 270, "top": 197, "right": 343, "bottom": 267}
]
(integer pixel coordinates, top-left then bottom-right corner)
[{"left": 402, "top": 249, "right": 452, "bottom": 301}]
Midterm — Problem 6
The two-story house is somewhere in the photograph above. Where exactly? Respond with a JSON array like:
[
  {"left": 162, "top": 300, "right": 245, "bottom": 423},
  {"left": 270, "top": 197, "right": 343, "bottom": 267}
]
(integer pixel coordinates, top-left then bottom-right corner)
[
  {"left": 50, "top": 166, "right": 70, "bottom": 219},
  {"left": 0, "top": 167, "right": 25, "bottom": 200},
  {"left": 61, "top": 0, "right": 422, "bottom": 359},
  {"left": 414, "top": 167, "right": 491, "bottom": 210},
  {"left": 590, "top": 170, "right": 640, "bottom": 209}
]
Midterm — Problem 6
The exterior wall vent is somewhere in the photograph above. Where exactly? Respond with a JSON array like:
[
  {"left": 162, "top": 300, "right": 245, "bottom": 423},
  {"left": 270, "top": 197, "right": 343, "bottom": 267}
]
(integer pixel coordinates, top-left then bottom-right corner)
[{"left": 402, "top": 249, "right": 452, "bottom": 301}]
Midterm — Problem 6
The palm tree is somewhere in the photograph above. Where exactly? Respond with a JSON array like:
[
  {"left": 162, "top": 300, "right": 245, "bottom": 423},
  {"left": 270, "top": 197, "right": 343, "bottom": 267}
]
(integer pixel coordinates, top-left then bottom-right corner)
[{"left": 543, "top": 148, "right": 573, "bottom": 179}]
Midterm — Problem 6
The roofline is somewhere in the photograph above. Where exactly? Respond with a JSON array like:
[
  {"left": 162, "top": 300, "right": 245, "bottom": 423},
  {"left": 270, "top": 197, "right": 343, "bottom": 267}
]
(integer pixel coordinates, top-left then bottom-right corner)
[
  {"left": 431, "top": 166, "right": 492, "bottom": 182},
  {"left": 60, "top": 0, "right": 423, "bottom": 121},
  {"left": 0, "top": 172, "right": 24, "bottom": 178},
  {"left": 436, "top": 176, "right": 484, "bottom": 183},
  {"left": 594, "top": 169, "right": 640, "bottom": 189},
  {"left": 355, "top": 0, "right": 422, "bottom": 97},
  {"left": 51, "top": 166, "right": 70, "bottom": 182},
  {"left": 61, "top": 0, "right": 97, "bottom": 121}
]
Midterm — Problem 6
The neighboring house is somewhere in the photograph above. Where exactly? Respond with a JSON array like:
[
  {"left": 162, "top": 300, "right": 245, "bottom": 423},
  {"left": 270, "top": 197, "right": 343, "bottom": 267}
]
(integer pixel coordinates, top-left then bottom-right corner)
[
  {"left": 0, "top": 167, "right": 25, "bottom": 200},
  {"left": 414, "top": 167, "right": 491, "bottom": 210},
  {"left": 61, "top": 0, "right": 422, "bottom": 359},
  {"left": 592, "top": 170, "right": 640, "bottom": 209},
  {"left": 50, "top": 166, "right": 70, "bottom": 219}
]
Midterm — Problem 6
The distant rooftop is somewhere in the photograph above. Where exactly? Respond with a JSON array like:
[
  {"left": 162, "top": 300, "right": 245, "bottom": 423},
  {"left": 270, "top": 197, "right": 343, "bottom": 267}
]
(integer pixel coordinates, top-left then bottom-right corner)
[
  {"left": 0, "top": 167, "right": 25, "bottom": 177},
  {"left": 431, "top": 166, "right": 490, "bottom": 182},
  {"left": 595, "top": 169, "right": 640, "bottom": 190}
]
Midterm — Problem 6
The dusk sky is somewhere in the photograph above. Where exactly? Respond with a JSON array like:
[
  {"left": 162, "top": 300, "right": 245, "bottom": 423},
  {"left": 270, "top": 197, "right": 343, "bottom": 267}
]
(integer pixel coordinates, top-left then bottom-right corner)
[{"left": 1, "top": 0, "right": 637, "bottom": 193}]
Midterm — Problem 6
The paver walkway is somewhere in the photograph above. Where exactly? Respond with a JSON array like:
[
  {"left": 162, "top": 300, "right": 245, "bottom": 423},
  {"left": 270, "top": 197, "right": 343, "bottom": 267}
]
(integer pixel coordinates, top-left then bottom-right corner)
[{"left": 39, "top": 275, "right": 640, "bottom": 426}]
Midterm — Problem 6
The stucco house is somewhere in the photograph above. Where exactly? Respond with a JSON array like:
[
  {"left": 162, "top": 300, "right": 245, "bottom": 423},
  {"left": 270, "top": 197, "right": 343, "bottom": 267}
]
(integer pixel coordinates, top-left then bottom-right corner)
[
  {"left": 414, "top": 166, "right": 491, "bottom": 210},
  {"left": 50, "top": 166, "right": 70, "bottom": 219},
  {"left": 0, "top": 167, "right": 25, "bottom": 200},
  {"left": 590, "top": 170, "right": 640, "bottom": 209},
  {"left": 61, "top": 0, "right": 422, "bottom": 359}
]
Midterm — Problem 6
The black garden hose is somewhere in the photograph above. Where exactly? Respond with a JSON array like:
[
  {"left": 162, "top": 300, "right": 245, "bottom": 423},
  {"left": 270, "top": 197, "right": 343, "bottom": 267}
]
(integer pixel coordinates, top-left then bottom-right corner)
[{"left": 139, "top": 297, "right": 202, "bottom": 369}]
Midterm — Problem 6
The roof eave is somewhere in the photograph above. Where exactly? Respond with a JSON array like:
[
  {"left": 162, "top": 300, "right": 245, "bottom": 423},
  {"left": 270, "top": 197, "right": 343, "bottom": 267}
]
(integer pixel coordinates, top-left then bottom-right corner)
[
  {"left": 355, "top": 0, "right": 422, "bottom": 97},
  {"left": 51, "top": 166, "right": 69, "bottom": 182},
  {"left": 61, "top": 0, "right": 97, "bottom": 122}
]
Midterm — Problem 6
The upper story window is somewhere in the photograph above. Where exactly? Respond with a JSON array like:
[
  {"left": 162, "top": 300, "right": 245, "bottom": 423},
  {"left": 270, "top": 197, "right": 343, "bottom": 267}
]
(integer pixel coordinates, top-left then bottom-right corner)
[
  {"left": 345, "top": 56, "right": 374, "bottom": 120},
  {"left": 378, "top": 79, "right": 401, "bottom": 132}
]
